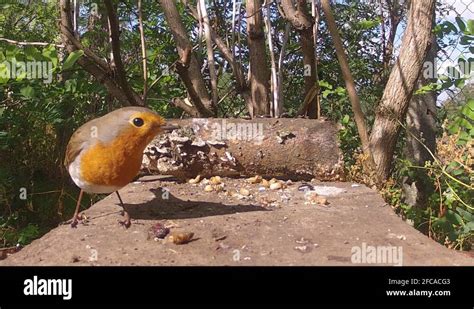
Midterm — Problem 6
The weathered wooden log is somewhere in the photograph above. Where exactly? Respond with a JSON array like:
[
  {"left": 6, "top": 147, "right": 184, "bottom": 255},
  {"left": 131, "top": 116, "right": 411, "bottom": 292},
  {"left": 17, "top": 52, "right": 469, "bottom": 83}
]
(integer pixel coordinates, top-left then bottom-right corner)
[{"left": 141, "top": 118, "right": 344, "bottom": 181}]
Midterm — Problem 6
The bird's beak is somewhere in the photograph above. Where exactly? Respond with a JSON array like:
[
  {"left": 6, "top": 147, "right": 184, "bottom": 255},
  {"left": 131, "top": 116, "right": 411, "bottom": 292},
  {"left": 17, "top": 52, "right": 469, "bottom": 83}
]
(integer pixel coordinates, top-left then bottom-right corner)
[{"left": 161, "top": 122, "right": 179, "bottom": 132}]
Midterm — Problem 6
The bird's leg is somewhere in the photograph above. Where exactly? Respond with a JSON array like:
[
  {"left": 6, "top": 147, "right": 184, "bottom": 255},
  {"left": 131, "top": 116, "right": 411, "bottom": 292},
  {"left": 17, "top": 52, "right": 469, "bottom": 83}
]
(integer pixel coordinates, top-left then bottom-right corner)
[
  {"left": 116, "top": 191, "right": 131, "bottom": 228},
  {"left": 70, "top": 189, "right": 84, "bottom": 228}
]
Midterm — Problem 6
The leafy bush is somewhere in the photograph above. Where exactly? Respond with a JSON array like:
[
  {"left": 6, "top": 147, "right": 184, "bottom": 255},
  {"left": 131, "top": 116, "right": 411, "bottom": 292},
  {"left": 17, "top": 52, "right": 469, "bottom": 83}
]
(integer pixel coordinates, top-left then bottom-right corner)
[{"left": 425, "top": 99, "right": 474, "bottom": 249}]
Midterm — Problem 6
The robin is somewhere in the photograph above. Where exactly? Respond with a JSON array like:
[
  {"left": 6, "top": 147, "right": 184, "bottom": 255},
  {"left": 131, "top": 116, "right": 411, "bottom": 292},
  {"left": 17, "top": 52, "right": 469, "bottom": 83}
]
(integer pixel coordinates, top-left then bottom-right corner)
[{"left": 64, "top": 106, "right": 171, "bottom": 228}]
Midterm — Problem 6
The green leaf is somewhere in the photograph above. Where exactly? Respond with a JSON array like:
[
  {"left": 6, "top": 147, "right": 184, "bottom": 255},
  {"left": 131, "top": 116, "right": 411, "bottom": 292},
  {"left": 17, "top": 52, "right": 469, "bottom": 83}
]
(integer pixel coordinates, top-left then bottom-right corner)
[
  {"left": 467, "top": 19, "right": 474, "bottom": 35},
  {"left": 62, "top": 50, "right": 84, "bottom": 71},
  {"left": 358, "top": 18, "right": 381, "bottom": 30},
  {"left": 342, "top": 114, "right": 350, "bottom": 124},
  {"left": 65, "top": 79, "right": 77, "bottom": 93},
  {"left": 415, "top": 82, "right": 440, "bottom": 94},
  {"left": 20, "top": 86, "right": 35, "bottom": 98},
  {"left": 5, "top": 45, "right": 19, "bottom": 58},
  {"left": 322, "top": 89, "right": 332, "bottom": 98},
  {"left": 446, "top": 209, "right": 464, "bottom": 226},
  {"left": 448, "top": 230, "right": 459, "bottom": 241},
  {"left": 454, "top": 78, "right": 465, "bottom": 88},
  {"left": 460, "top": 35, "right": 473, "bottom": 45},
  {"left": 433, "top": 216, "right": 452, "bottom": 230},
  {"left": 42, "top": 45, "right": 58, "bottom": 68},
  {"left": 24, "top": 46, "right": 42, "bottom": 60},
  {"left": 444, "top": 21, "right": 458, "bottom": 34},
  {"left": 319, "top": 80, "right": 333, "bottom": 89},
  {"left": 463, "top": 222, "right": 474, "bottom": 233},
  {"left": 456, "top": 118, "right": 473, "bottom": 130},
  {"left": 466, "top": 99, "right": 474, "bottom": 111},
  {"left": 455, "top": 17, "right": 466, "bottom": 32},
  {"left": 458, "top": 131, "right": 470, "bottom": 142},
  {"left": 451, "top": 166, "right": 464, "bottom": 176},
  {"left": 0, "top": 62, "right": 10, "bottom": 84},
  {"left": 448, "top": 123, "right": 460, "bottom": 134},
  {"left": 462, "top": 100, "right": 474, "bottom": 121},
  {"left": 457, "top": 208, "right": 474, "bottom": 222}
]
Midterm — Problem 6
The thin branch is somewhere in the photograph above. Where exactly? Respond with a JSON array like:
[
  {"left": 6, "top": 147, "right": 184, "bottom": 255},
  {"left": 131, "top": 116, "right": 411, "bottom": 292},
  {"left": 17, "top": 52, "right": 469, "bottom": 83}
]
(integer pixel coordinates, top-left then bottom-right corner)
[
  {"left": 138, "top": 0, "right": 148, "bottom": 102},
  {"left": 172, "top": 98, "right": 201, "bottom": 117},
  {"left": 199, "top": 0, "right": 219, "bottom": 105},
  {"left": 277, "top": 23, "right": 290, "bottom": 113},
  {"left": 185, "top": 1, "right": 247, "bottom": 93},
  {"left": 264, "top": 0, "right": 279, "bottom": 116},
  {"left": 59, "top": 0, "right": 139, "bottom": 106},
  {"left": 59, "top": 24, "right": 110, "bottom": 72},
  {"left": 104, "top": 0, "right": 142, "bottom": 106},
  {"left": 0, "top": 37, "right": 63, "bottom": 48},
  {"left": 312, "top": 0, "right": 321, "bottom": 118},
  {"left": 321, "top": 0, "right": 373, "bottom": 164},
  {"left": 73, "top": 0, "right": 79, "bottom": 37}
]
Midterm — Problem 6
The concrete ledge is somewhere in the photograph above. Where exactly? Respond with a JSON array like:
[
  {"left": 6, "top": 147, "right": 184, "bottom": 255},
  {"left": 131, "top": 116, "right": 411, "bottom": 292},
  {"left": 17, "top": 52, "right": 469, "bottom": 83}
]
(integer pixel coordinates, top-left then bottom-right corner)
[{"left": 1, "top": 177, "right": 472, "bottom": 266}]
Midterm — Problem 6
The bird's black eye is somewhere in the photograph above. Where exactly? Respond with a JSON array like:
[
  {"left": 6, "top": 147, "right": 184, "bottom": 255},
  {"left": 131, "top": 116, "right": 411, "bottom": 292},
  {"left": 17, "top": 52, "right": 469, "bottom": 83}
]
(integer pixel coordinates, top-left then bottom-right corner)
[{"left": 133, "top": 117, "right": 144, "bottom": 127}]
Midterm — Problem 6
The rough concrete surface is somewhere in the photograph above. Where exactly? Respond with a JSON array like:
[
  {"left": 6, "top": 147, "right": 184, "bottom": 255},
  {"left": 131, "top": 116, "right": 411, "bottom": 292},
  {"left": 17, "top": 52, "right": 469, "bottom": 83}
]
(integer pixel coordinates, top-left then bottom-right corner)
[{"left": 1, "top": 176, "right": 472, "bottom": 266}]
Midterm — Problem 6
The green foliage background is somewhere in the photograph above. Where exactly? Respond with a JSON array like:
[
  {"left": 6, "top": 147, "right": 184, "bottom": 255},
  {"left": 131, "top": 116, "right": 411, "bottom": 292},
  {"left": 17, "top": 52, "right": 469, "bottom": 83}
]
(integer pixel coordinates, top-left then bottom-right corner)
[{"left": 0, "top": 0, "right": 472, "bottom": 251}]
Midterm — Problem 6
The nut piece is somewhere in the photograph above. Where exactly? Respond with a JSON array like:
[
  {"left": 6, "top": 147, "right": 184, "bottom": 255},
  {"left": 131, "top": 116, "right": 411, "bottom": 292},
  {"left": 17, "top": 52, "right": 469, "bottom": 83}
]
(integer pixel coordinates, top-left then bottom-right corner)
[
  {"left": 246, "top": 175, "right": 262, "bottom": 184},
  {"left": 305, "top": 191, "right": 330, "bottom": 205},
  {"left": 204, "top": 185, "right": 214, "bottom": 192},
  {"left": 240, "top": 188, "right": 250, "bottom": 196},
  {"left": 209, "top": 176, "right": 222, "bottom": 185},
  {"left": 188, "top": 175, "right": 201, "bottom": 184},
  {"left": 270, "top": 182, "right": 283, "bottom": 190},
  {"left": 169, "top": 232, "right": 194, "bottom": 245},
  {"left": 316, "top": 197, "right": 329, "bottom": 205}
]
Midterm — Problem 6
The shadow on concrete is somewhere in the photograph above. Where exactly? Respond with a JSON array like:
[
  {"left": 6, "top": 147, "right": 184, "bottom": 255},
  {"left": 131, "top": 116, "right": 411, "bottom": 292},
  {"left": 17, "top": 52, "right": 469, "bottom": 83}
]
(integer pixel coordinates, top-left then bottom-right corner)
[{"left": 118, "top": 187, "right": 269, "bottom": 220}]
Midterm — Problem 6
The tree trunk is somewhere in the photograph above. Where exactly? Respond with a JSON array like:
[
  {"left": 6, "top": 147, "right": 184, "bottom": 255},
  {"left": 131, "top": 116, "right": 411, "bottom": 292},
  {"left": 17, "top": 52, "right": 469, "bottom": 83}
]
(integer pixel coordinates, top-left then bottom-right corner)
[
  {"left": 298, "top": 0, "right": 319, "bottom": 119},
  {"left": 369, "top": 0, "right": 436, "bottom": 181},
  {"left": 402, "top": 24, "right": 437, "bottom": 211},
  {"left": 281, "top": 0, "right": 319, "bottom": 119},
  {"left": 158, "top": 0, "right": 215, "bottom": 117},
  {"left": 142, "top": 118, "right": 343, "bottom": 181},
  {"left": 246, "top": 0, "right": 270, "bottom": 117}
]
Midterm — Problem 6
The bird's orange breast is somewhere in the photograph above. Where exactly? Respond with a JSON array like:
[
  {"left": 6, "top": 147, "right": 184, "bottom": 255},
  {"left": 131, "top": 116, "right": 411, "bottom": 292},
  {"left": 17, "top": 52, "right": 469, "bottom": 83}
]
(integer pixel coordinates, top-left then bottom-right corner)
[{"left": 79, "top": 127, "right": 149, "bottom": 188}]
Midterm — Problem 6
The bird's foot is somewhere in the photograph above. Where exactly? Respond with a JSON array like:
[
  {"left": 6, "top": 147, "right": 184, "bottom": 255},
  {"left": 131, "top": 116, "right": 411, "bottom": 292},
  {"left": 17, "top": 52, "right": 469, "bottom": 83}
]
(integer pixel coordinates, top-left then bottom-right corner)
[
  {"left": 118, "top": 211, "right": 131, "bottom": 229},
  {"left": 63, "top": 213, "right": 84, "bottom": 228},
  {"left": 118, "top": 219, "right": 131, "bottom": 229}
]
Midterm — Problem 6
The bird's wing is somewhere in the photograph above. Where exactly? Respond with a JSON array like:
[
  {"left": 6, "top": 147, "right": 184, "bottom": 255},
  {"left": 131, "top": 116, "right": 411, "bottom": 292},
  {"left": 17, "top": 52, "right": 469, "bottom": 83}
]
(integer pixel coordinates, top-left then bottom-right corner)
[{"left": 64, "top": 120, "right": 97, "bottom": 168}]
